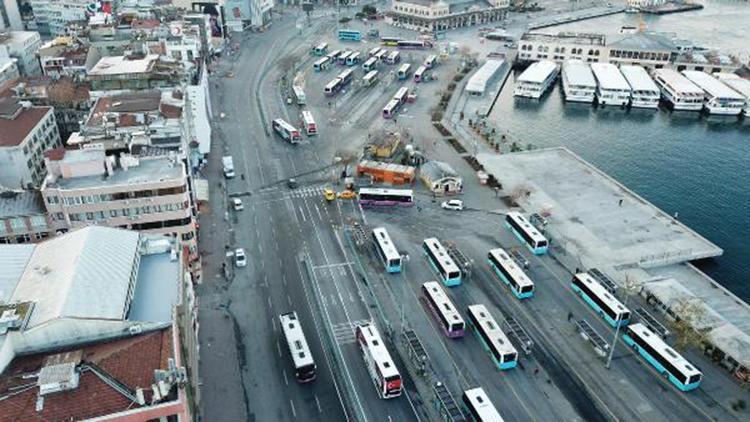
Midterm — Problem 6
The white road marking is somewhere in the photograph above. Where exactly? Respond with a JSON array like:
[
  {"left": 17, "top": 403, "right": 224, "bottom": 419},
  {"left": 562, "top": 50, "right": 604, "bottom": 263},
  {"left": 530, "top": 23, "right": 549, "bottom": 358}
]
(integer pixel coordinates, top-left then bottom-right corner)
[
  {"left": 272, "top": 316, "right": 277, "bottom": 332},
  {"left": 283, "top": 369, "right": 289, "bottom": 386},
  {"left": 277, "top": 340, "right": 283, "bottom": 357},
  {"left": 267, "top": 296, "right": 273, "bottom": 310},
  {"left": 299, "top": 205, "right": 307, "bottom": 222},
  {"left": 315, "top": 394, "right": 322, "bottom": 413},
  {"left": 315, "top": 203, "right": 323, "bottom": 220},
  {"left": 289, "top": 399, "right": 297, "bottom": 418},
  {"left": 312, "top": 262, "right": 353, "bottom": 270},
  {"left": 288, "top": 294, "right": 292, "bottom": 306}
]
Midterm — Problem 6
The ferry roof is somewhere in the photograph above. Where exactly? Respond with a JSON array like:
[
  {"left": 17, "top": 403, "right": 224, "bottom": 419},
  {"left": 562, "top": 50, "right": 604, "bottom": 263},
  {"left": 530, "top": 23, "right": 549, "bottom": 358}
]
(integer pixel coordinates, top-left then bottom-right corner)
[
  {"left": 518, "top": 60, "right": 558, "bottom": 84},
  {"left": 717, "top": 76, "right": 750, "bottom": 99},
  {"left": 590, "top": 63, "right": 630, "bottom": 91},
  {"left": 619, "top": 65, "right": 659, "bottom": 93},
  {"left": 682, "top": 70, "right": 744, "bottom": 100},
  {"left": 652, "top": 69, "right": 704, "bottom": 95},
  {"left": 562, "top": 60, "right": 595, "bottom": 88}
]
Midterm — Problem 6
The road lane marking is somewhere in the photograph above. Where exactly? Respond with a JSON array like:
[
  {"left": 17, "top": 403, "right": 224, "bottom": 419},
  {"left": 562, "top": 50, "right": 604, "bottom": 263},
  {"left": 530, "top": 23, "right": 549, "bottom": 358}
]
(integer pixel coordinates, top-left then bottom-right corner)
[
  {"left": 299, "top": 205, "right": 306, "bottom": 222},
  {"left": 290, "top": 399, "right": 297, "bottom": 418},
  {"left": 267, "top": 296, "right": 272, "bottom": 310},
  {"left": 315, "top": 203, "right": 323, "bottom": 220},
  {"left": 288, "top": 294, "right": 293, "bottom": 306},
  {"left": 277, "top": 340, "right": 282, "bottom": 357},
  {"left": 283, "top": 369, "right": 289, "bottom": 386},
  {"left": 312, "top": 262, "right": 353, "bottom": 270},
  {"left": 272, "top": 316, "right": 277, "bottom": 332},
  {"left": 315, "top": 395, "right": 322, "bottom": 413}
]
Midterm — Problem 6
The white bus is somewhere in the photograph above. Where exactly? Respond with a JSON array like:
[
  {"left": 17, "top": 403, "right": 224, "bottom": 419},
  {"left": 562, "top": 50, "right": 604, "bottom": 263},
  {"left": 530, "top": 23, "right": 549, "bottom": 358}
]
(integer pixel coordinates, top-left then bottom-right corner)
[
  {"left": 382, "top": 99, "right": 401, "bottom": 119},
  {"left": 313, "top": 56, "right": 331, "bottom": 72},
  {"left": 368, "top": 46, "right": 381, "bottom": 57},
  {"left": 326, "top": 49, "right": 342, "bottom": 61},
  {"left": 313, "top": 42, "right": 328, "bottom": 56},
  {"left": 487, "top": 248, "right": 534, "bottom": 299},
  {"left": 338, "top": 68, "right": 355, "bottom": 86},
  {"left": 623, "top": 323, "right": 702, "bottom": 392},
  {"left": 272, "top": 118, "right": 301, "bottom": 143},
  {"left": 462, "top": 387, "right": 504, "bottom": 422},
  {"left": 504, "top": 212, "right": 548, "bottom": 255},
  {"left": 467, "top": 304, "right": 518, "bottom": 370},
  {"left": 424, "top": 54, "right": 438, "bottom": 69},
  {"left": 301, "top": 110, "right": 317, "bottom": 136},
  {"left": 355, "top": 323, "right": 403, "bottom": 399},
  {"left": 374, "top": 49, "right": 388, "bottom": 61},
  {"left": 363, "top": 56, "right": 379, "bottom": 72},
  {"left": 358, "top": 188, "right": 414, "bottom": 206},
  {"left": 363, "top": 70, "right": 379, "bottom": 87},
  {"left": 393, "top": 86, "right": 409, "bottom": 105},
  {"left": 414, "top": 65, "right": 429, "bottom": 83},
  {"left": 292, "top": 85, "right": 306, "bottom": 105},
  {"left": 346, "top": 51, "right": 362, "bottom": 66},
  {"left": 422, "top": 281, "right": 465, "bottom": 338},
  {"left": 372, "top": 227, "right": 402, "bottom": 273},
  {"left": 279, "top": 312, "right": 317, "bottom": 382},
  {"left": 423, "top": 238, "right": 461, "bottom": 287},
  {"left": 397, "top": 63, "right": 412, "bottom": 80},
  {"left": 385, "top": 51, "right": 401, "bottom": 65},
  {"left": 571, "top": 272, "right": 631, "bottom": 328},
  {"left": 324, "top": 78, "right": 343, "bottom": 96},
  {"left": 337, "top": 51, "right": 353, "bottom": 65}
]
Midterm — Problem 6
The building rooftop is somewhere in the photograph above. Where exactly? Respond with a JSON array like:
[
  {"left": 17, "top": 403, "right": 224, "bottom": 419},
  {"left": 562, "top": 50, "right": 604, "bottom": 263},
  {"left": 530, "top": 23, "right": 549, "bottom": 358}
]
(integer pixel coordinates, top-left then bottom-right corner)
[
  {"left": 608, "top": 32, "right": 676, "bottom": 52},
  {"left": 0, "top": 189, "right": 45, "bottom": 219},
  {"left": 620, "top": 65, "right": 659, "bottom": 92},
  {"left": 86, "top": 90, "right": 183, "bottom": 127},
  {"left": 127, "top": 246, "right": 180, "bottom": 322},
  {"left": 0, "top": 244, "right": 34, "bottom": 303},
  {"left": 0, "top": 98, "right": 51, "bottom": 148},
  {"left": 0, "top": 327, "right": 175, "bottom": 421},
  {"left": 466, "top": 59, "right": 504, "bottom": 94},
  {"left": 51, "top": 155, "right": 184, "bottom": 191},
  {"left": 88, "top": 54, "right": 160, "bottom": 76},
  {"left": 590, "top": 63, "right": 631, "bottom": 91},
  {"left": 521, "top": 31, "right": 606, "bottom": 47},
  {"left": 421, "top": 160, "right": 459, "bottom": 181},
  {"left": 562, "top": 60, "right": 596, "bottom": 88}
]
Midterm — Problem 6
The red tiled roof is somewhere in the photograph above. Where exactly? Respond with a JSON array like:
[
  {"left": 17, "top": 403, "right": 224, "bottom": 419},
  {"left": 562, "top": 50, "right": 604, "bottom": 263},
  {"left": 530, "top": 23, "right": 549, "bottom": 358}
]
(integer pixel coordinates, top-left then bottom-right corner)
[
  {"left": 0, "top": 101, "right": 51, "bottom": 148},
  {"left": 161, "top": 103, "right": 182, "bottom": 119},
  {"left": 0, "top": 328, "right": 174, "bottom": 421}
]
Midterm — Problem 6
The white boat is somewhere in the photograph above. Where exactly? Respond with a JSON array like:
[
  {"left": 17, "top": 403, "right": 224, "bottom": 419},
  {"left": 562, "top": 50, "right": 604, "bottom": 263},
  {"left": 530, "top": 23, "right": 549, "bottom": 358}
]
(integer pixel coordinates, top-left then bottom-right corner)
[
  {"left": 514, "top": 60, "right": 559, "bottom": 99},
  {"left": 652, "top": 69, "right": 704, "bottom": 111},
  {"left": 561, "top": 60, "right": 596, "bottom": 103},
  {"left": 590, "top": 63, "right": 631, "bottom": 107},
  {"left": 620, "top": 65, "right": 659, "bottom": 109},
  {"left": 713, "top": 73, "right": 750, "bottom": 116},
  {"left": 682, "top": 70, "right": 744, "bottom": 115}
]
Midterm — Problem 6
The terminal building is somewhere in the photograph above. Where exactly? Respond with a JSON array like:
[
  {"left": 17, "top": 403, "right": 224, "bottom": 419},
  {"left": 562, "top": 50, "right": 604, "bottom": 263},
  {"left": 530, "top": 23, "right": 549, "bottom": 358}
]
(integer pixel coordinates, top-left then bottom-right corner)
[
  {"left": 517, "top": 32, "right": 606, "bottom": 65},
  {"left": 389, "top": 0, "right": 510, "bottom": 32}
]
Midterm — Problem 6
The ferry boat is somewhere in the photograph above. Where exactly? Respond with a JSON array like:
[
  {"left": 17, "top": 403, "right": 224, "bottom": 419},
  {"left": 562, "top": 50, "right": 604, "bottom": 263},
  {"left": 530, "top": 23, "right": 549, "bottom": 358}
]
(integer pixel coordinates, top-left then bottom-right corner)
[
  {"left": 514, "top": 60, "right": 559, "bottom": 99},
  {"left": 590, "top": 63, "right": 631, "bottom": 106},
  {"left": 619, "top": 65, "right": 659, "bottom": 109},
  {"left": 714, "top": 73, "right": 750, "bottom": 116},
  {"left": 682, "top": 70, "right": 744, "bottom": 116},
  {"left": 652, "top": 69, "right": 704, "bottom": 111},
  {"left": 561, "top": 60, "right": 596, "bottom": 103}
]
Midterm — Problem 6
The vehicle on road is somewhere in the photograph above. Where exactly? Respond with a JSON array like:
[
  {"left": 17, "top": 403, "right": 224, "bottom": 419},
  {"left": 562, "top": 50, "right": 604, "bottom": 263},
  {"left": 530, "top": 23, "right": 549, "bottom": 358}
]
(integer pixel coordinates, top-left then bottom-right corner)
[
  {"left": 272, "top": 118, "right": 301, "bottom": 143},
  {"left": 355, "top": 323, "right": 402, "bottom": 399},
  {"left": 504, "top": 211, "right": 549, "bottom": 255},
  {"left": 323, "top": 188, "right": 335, "bottom": 201},
  {"left": 346, "top": 52, "right": 361, "bottom": 66},
  {"left": 292, "top": 85, "right": 306, "bottom": 105},
  {"left": 422, "top": 281, "right": 465, "bottom": 337},
  {"left": 487, "top": 248, "right": 534, "bottom": 299},
  {"left": 424, "top": 54, "right": 438, "bottom": 69},
  {"left": 312, "top": 42, "right": 328, "bottom": 56},
  {"left": 232, "top": 197, "right": 244, "bottom": 211},
  {"left": 337, "top": 190, "right": 356, "bottom": 199},
  {"left": 287, "top": 178, "right": 299, "bottom": 189},
  {"left": 338, "top": 29, "right": 362, "bottom": 41},
  {"left": 385, "top": 51, "right": 401, "bottom": 65},
  {"left": 397, "top": 39, "right": 433, "bottom": 49},
  {"left": 414, "top": 65, "right": 430, "bottom": 83},
  {"left": 397, "top": 63, "right": 412, "bottom": 80},
  {"left": 372, "top": 227, "right": 402, "bottom": 273},
  {"left": 222, "top": 156, "right": 235, "bottom": 178},
  {"left": 313, "top": 56, "right": 331, "bottom": 72},
  {"left": 441, "top": 199, "right": 464, "bottom": 211},
  {"left": 423, "top": 238, "right": 462, "bottom": 287},
  {"left": 358, "top": 188, "right": 413, "bottom": 206},
  {"left": 467, "top": 304, "right": 518, "bottom": 370},
  {"left": 571, "top": 272, "right": 631, "bottom": 328},
  {"left": 235, "top": 248, "right": 247, "bottom": 267},
  {"left": 301, "top": 110, "right": 317, "bottom": 136},
  {"left": 462, "top": 387, "right": 504, "bottom": 421},
  {"left": 279, "top": 312, "right": 317, "bottom": 383},
  {"left": 363, "top": 56, "right": 379, "bottom": 72},
  {"left": 324, "top": 78, "right": 343, "bottom": 96},
  {"left": 362, "top": 70, "right": 379, "bottom": 87},
  {"left": 381, "top": 36, "right": 402, "bottom": 46},
  {"left": 622, "top": 323, "right": 702, "bottom": 391}
]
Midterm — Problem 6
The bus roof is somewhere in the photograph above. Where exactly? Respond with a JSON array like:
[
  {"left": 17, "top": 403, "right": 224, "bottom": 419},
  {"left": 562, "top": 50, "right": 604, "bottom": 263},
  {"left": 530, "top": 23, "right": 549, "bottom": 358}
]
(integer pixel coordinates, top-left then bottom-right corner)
[
  {"left": 506, "top": 212, "right": 547, "bottom": 242},
  {"left": 467, "top": 304, "right": 516, "bottom": 355},
  {"left": 314, "top": 56, "right": 330, "bottom": 65},
  {"left": 574, "top": 273, "right": 629, "bottom": 313},
  {"left": 373, "top": 227, "right": 400, "bottom": 260},
  {"left": 415, "top": 65, "right": 427, "bottom": 75},
  {"left": 338, "top": 68, "right": 355, "bottom": 79},
  {"left": 357, "top": 323, "right": 399, "bottom": 378},
  {"left": 463, "top": 388, "right": 504, "bottom": 422},
  {"left": 423, "top": 238, "right": 460, "bottom": 273},
  {"left": 325, "top": 78, "right": 342, "bottom": 90},
  {"left": 358, "top": 187, "right": 413, "bottom": 196},
  {"left": 398, "top": 63, "right": 411, "bottom": 72},
  {"left": 422, "top": 281, "right": 463, "bottom": 322},
  {"left": 301, "top": 110, "right": 315, "bottom": 122},
  {"left": 364, "top": 70, "right": 379, "bottom": 80},
  {"left": 280, "top": 312, "right": 315, "bottom": 368},
  {"left": 628, "top": 323, "right": 702, "bottom": 377},
  {"left": 488, "top": 248, "right": 533, "bottom": 288}
]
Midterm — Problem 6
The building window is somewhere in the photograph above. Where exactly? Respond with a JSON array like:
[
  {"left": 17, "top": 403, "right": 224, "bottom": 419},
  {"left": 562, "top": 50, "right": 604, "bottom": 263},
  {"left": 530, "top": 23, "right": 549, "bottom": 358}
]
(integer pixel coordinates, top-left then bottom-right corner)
[
  {"left": 16, "top": 234, "right": 31, "bottom": 243},
  {"left": 96, "top": 211, "right": 105, "bottom": 220},
  {"left": 9, "top": 218, "right": 26, "bottom": 232},
  {"left": 55, "top": 212, "right": 64, "bottom": 220},
  {"left": 86, "top": 212, "right": 94, "bottom": 220},
  {"left": 46, "top": 196, "right": 59, "bottom": 204},
  {"left": 110, "top": 209, "right": 119, "bottom": 217},
  {"left": 30, "top": 215, "right": 47, "bottom": 229},
  {"left": 122, "top": 208, "right": 131, "bottom": 216}
]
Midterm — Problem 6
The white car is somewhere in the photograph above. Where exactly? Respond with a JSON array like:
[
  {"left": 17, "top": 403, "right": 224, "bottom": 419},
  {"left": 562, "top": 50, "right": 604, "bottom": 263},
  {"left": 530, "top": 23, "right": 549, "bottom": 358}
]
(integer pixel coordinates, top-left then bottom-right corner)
[
  {"left": 233, "top": 197, "right": 244, "bottom": 211},
  {"left": 235, "top": 248, "right": 247, "bottom": 267},
  {"left": 441, "top": 199, "right": 464, "bottom": 211}
]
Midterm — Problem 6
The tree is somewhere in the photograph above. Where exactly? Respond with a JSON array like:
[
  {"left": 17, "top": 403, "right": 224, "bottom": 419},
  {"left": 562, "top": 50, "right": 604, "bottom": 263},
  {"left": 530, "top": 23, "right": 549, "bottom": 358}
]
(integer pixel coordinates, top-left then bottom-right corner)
[
  {"left": 668, "top": 300, "right": 708, "bottom": 351},
  {"left": 362, "top": 5, "right": 377, "bottom": 16},
  {"left": 339, "top": 16, "right": 351, "bottom": 24}
]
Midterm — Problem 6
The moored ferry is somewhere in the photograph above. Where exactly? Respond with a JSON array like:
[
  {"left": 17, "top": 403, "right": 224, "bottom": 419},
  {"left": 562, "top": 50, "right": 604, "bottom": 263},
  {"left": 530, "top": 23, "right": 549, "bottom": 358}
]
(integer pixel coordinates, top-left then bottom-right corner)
[
  {"left": 590, "top": 63, "right": 631, "bottom": 107},
  {"left": 514, "top": 60, "right": 559, "bottom": 99},
  {"left": 682, "top": 70, "right": 744, "bottom": 115},
  {"left": 652, "top": 69, "right": 704, "bottom": 111},
  {"left": 561, "top": 60, "right": 596, "bottom": 103},
  {"left": 620, "top": 65, "right": 659, "bottom": 109}
]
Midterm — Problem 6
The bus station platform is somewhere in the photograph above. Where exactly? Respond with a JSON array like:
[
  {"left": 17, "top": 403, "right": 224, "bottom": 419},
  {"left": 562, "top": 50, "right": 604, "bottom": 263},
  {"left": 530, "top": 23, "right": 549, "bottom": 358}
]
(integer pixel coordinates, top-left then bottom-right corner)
[{"left": 476, "top": 147, "right": 723, "bottom": 270}]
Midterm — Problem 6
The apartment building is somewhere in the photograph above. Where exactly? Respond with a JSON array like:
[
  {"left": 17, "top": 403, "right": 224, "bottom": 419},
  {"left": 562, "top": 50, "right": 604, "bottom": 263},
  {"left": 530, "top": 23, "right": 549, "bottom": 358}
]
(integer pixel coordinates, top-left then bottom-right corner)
[
  {"left": 0, "top": 97, "right": 61, "bottom": 189},
  {"left": 87, "top": 53, "right": 186, "bottom": 91},
  {"left": 390, "top": 0, "right": 509, "bottom": 32},
  {"left": 30, "top": 0, "right": 114, "bottom": 36},
  {"left": 0, "top": 31, "right": 42, "bottom": 76},
  {"left": 0, "top": 189, "right": 54, "bottom": 243},
  {"left": 41, "top": 147, "right": 197, "bottom": 250}
]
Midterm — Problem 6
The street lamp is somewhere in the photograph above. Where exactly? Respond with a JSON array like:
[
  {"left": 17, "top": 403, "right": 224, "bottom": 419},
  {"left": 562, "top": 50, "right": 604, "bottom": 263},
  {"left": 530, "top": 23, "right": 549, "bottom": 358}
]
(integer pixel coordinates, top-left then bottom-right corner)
[{"left": 606, "top": 275, "right": 638, "bottom": 369}]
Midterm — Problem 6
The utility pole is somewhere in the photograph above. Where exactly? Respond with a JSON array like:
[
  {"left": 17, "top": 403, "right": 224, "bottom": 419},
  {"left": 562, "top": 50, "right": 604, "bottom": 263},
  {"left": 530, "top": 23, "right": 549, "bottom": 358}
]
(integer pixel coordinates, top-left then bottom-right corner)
[{"left": 606, "top": 275, "right": 638, "bottom": 369}]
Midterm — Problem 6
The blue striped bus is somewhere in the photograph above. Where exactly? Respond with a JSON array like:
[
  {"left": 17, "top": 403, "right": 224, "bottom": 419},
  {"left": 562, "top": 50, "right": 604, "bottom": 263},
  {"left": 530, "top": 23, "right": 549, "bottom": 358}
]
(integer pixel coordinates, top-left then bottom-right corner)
[
  {"left": 422, "top": 281, "right": 465, "bottom": 338},
  {"left": 487, "top": 248, "right": 534, "bottom": 299},
  {"left": 504, "top": 212, "right": 548, "bottom": 255},
  {"left": 623, "top": 323, "right": 702, "bottom": 392},
  {"left": 467, "top": 304, "right": 518, "bottom": 370},
  {"left": 571, "top": 273, "right": 630, "bottom": 328},
  {"left": 423, "top": 238, "right": 461, "bottom": 287},
  {"left": 338, "top": 29, "right": 362, "bottom": 41},
  {"left": 372, "top": 227, "right": 402, "bottom": 273}
]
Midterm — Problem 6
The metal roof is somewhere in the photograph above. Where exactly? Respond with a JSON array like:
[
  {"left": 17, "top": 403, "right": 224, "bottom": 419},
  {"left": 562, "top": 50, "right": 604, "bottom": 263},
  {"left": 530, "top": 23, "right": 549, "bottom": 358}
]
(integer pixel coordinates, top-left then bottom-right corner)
[
  {"left": 10, "top": 227, "right": 141, "bottom": 328},
  {"left": 0, "top": 190, "right": 45, "bottom": 219},
  {"left": 714, "top": 74, "right": 750, "bottom": 99},
  {"left": 127, "top": 250, "right": 179, "bottom": 322},
  {"left": 608, "top": 32, "right": 676, "bottom": 52},
  {"left": 620, "top": 65, "right": 659, "bottom": 93},
  {"left": 590, "top": 63, "right": 631, "bottom": 91},
  {"left": 562, "top": 60, "right": 596, "bottom": 88},
  {"left": 652, "top": 69, "right": 704, "bottom": 95},
  {"left": 682, "top": 71, "right": 744, "bottom": 100},
  {"left": 518, "top": 60, "right": 558, "bottom": 84},
  {"left": 0, "top": 244, "right": 34, "bottom": 303},
  {"left": 420, "top": 160, "right": 459, "bottom": 182},
  {"left": 466, "top": 59, "right": 504, "bottom": 94}
]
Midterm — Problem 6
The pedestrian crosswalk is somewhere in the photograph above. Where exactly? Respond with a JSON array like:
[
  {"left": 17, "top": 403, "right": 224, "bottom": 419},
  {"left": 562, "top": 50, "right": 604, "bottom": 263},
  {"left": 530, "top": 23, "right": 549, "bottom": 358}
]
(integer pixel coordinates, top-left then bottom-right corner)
[
  {"left": 289, "top": 185, "right": 326, "bottom": 199},
  {"left": 331, "top": 319, "right": 371, "bottom": 345}
]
